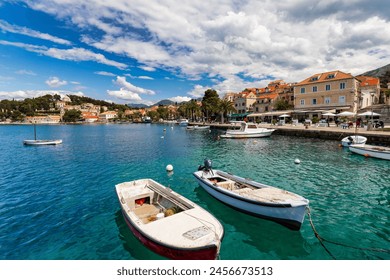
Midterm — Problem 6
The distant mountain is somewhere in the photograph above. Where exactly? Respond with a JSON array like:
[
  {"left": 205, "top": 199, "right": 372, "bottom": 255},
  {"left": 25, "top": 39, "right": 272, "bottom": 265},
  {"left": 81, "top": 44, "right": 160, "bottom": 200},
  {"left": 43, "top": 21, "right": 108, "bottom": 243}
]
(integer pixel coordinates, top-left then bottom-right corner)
[
  {"left": 128, "top": 99, "right": 175, "bottom": 108},
  {"left": 360, "top": 63, "right": 390, "bottom": 78},
  {"left": 127, "top": 103, "right": 149, "bottom": 108},
  {"left": 154, "top": 99, "right": 175, "bottom": 106}
]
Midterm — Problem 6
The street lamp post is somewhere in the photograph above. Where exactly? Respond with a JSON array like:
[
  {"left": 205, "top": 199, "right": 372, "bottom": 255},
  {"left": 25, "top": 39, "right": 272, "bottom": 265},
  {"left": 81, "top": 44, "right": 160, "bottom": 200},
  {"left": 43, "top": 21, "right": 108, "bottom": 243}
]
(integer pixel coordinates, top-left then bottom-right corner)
[{"left": 370, "top": 92, "right": 374, "bottom": 130}]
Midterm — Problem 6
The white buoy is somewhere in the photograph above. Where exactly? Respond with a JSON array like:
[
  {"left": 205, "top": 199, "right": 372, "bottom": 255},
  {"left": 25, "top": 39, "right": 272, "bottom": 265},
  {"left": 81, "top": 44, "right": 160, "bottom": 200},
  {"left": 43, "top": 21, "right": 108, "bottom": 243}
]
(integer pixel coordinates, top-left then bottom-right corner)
[
  {"left": 166, "top": 164, "right": 173, "bottom": 172},
  {"left": 294, "top": 159, "right": 301, "bottom": 164}
]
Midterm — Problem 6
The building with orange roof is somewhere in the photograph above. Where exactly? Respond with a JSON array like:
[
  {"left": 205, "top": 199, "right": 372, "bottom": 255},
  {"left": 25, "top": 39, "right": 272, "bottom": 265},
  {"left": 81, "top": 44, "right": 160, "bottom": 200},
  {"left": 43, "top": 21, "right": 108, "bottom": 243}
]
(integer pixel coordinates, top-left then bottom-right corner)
[
  {"left": 234, "top": 90, "right": 257, "bottom": 114},
  {"left": 294, "top": 70, "right": 360, "bottom": 113},
  {"left": 355, "top": 75, "right": 380, "bottom": 109}
]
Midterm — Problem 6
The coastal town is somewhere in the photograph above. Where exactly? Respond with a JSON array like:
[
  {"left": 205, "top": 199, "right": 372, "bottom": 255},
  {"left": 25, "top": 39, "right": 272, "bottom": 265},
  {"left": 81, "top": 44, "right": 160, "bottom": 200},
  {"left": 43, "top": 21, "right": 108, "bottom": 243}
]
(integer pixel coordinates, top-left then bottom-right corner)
[{"left": 1, "top": 69, "right": 390, "bottom": 129}]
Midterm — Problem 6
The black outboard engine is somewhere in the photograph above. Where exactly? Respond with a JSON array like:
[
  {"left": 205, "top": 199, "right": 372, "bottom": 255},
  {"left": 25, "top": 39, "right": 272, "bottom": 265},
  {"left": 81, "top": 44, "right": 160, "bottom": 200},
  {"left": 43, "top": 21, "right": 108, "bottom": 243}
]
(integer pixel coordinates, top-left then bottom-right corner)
[
  {"left": 204, "top": 159, "right": 212, "bottom": 171},
  {"left": 347, "top": 136, "right": 353, "bottom": 144},
  {"left": 198, "top": 159, "right": 213, "bottom": 174}
]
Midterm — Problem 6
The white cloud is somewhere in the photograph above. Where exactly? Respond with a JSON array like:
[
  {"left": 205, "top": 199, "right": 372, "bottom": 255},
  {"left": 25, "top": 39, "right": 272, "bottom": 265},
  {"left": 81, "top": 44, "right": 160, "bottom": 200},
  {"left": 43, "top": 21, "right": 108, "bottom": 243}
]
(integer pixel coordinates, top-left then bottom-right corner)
[
  {"left": 44, "top": 47, "right": 127, "bottom": 69},
  {"left": 94, "top": 71, "right": 116, "bottom": 76},
  {"left": 168, "top": 96, "right": 192, "bottom": 103},
  {"left": 139, "top": 66, "right": 156, "bottom": 72},
  {"left": 113, "top": 76, "right": 155, "bottom": 95},
  {"left": 15, "top": 70, "right": 37, "bottom": 76},
  {"left": 138, "top": 76, "right": 153, "bottom": 80},
  {"left": 106, "top": 89, "right": 142, "bottom": 102},
  {"left": 0, "top": 19, "right": 72, "bottom": 45},
  {"left": 0, "top": 40, "right": 127, "bottom": 70},
  {"left": 46, "top": 76, "right": 67, "bottom": 88}
]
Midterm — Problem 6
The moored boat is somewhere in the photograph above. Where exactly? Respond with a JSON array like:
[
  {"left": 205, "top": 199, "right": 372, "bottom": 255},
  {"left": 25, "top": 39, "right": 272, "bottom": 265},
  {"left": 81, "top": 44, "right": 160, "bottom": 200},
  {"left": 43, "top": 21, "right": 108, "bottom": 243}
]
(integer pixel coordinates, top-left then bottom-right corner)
[
  {"left": 341, "top": 135, "right": 367, "bottom": 147},
  {"left": 220, "top": 121, "right": 275, "bottom": 138},
  {"left": 193, "top": 160, "right": 309, "bottom": 230},
  {"left": 178, "top": 119, "right": 189, "bottom": 126},
  {"left": 349, "top": 144, "right": 390, "bottom": 160},
  {"left": 115, "top": 178, "right": 224, "bottom": 260},
  {"left": 23, "top": 123, "right": 62, "bottom": 145},
  {"left": 23, "top": 139, "right": 62, "bottom": 145}
]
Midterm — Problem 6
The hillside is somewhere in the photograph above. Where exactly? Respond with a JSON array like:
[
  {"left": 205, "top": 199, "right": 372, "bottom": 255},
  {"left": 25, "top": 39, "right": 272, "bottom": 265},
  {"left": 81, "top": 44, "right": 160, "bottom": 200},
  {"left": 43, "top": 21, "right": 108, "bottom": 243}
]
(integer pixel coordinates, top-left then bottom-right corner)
[{"left": 360, "top": 63, "right": 390, "bottom": 78}]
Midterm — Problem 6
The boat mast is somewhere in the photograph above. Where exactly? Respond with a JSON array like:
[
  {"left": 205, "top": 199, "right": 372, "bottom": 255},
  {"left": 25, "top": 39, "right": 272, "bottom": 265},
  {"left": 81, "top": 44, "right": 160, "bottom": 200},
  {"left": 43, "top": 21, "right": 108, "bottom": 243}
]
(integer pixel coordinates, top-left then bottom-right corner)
[{"left": 33, "top": 122, "right": 37, "bottom": 140}]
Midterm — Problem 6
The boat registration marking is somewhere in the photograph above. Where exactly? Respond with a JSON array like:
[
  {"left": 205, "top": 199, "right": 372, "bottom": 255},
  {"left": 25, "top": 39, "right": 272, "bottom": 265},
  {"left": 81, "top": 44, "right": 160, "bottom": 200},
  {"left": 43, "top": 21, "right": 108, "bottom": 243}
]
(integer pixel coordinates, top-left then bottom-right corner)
[{"left": 182, "top": 226, "right": 211, "bottom": 240}]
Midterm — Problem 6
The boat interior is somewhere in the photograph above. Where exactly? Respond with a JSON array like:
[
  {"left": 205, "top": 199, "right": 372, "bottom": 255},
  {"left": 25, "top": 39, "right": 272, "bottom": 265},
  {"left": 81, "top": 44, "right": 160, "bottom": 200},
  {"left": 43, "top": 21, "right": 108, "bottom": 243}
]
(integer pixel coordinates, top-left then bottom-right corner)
[
  {"left": 206, "top": 176, "right": 301, "bottom": 204},
  {"left": 120, "top": 182, "right": 193, "bottom": 224}
]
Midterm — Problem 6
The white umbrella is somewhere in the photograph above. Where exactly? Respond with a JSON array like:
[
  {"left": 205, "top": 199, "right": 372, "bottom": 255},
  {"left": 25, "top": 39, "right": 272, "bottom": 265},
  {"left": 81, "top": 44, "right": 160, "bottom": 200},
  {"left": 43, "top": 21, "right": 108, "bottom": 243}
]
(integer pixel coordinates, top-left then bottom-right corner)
[
  {"left": 279, "top": 114, "right": 290, "bottom": 118},
  {"left": 322, "top": 113, "right": 336, "bottom": 116},
  {"left": 358, "top": 111, "right": 381, "bottom": 116},
  {"left": 337, "top": 111, "right": 355, "bottom": 117}
]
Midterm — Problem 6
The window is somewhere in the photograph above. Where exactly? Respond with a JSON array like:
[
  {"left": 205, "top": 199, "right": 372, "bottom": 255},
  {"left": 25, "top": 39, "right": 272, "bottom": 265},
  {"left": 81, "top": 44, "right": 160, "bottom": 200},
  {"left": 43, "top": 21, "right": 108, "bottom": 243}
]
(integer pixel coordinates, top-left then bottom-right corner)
[
  {"left": 340, "top": 82, "right": 346, "bottom": 89},
  {"left": 312, "top": 99, "right": 317, "bottom": 105},
  {"left": 300, "top": 99, "right": 305, "bottom": 105},
  {"left": 310, "top": 77, "right": 318, "bottom": 81},
  {"left": 325, "top": 84, "right": 331, "bottom": 91},
  {"left": 325, "top": 97, "right": 331, "bottom": 104},
  {"left": 300, "top": 88, "right": 305, "bottom": 94},
  {"left": 313, "top": 86, "right": 318, "bottom": 92},
  {"left": 327, "top": 74, "right": 335, "bottom": 79},
  {"left": 339, "top": 96, "right": 345, "bottom": 104}
]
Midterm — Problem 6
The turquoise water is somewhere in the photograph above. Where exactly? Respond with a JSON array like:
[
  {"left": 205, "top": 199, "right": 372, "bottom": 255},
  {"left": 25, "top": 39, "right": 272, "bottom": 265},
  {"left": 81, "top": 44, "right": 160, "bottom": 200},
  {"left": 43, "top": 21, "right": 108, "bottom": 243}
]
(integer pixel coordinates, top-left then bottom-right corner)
[{"left": 0, "top": 124, "right": 388, "bottom": 260}]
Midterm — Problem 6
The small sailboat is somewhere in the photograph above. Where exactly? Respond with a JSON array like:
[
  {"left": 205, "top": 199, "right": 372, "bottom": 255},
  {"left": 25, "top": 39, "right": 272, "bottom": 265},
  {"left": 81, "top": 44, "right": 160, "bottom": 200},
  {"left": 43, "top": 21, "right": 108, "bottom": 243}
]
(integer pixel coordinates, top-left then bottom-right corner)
[{"left": 23, "top": 123, "right": 62, "bottom": 146}]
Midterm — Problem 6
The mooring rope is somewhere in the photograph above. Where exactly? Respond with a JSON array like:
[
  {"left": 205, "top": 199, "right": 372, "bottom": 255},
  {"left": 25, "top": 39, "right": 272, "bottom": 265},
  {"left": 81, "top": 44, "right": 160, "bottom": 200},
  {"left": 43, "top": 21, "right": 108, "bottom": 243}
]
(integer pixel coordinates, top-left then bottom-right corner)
[
  {"left": 306, "top": 207, "right": 336, "bottom": 259},
  {"left": 306, "top": 207, "right": 390, "bottom": 259}
]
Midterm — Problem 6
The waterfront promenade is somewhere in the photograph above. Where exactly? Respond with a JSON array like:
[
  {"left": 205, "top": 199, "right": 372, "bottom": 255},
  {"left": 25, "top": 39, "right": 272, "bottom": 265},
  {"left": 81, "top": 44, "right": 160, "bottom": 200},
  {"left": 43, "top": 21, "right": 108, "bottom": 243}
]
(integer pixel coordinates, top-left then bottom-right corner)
[{"left": 189, "top": 122, "right": 390, "bottom": 145}]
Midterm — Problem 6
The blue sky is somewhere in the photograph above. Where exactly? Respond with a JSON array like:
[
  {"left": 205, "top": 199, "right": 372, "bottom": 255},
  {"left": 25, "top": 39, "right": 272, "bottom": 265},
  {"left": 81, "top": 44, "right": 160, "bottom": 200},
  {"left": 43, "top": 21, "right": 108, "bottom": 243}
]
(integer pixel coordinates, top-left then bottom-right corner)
[{"left": 0, "top": 0, "right": 389, "bottom": 105}]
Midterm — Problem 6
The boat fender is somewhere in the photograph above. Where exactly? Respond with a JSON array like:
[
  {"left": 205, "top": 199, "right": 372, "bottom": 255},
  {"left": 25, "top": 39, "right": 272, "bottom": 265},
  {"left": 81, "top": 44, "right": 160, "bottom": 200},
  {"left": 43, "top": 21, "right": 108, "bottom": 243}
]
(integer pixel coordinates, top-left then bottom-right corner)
[{"left": 364, "top": 154, "right": 370, "bottom": 157}]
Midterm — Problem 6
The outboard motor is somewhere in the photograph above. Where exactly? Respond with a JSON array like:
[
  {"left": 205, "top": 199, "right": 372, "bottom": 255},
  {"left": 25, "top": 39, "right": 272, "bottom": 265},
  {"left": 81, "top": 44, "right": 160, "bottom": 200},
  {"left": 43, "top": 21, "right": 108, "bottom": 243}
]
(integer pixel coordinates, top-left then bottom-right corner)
[
  {"left": 198, "top": 159, "right": 213, "bottom": 174},
  {"left": 204, "top": 159, "right": 212, "bottom": 171},
  {"left": 347, "top": 136, "right": 353, "bottom": 144}
]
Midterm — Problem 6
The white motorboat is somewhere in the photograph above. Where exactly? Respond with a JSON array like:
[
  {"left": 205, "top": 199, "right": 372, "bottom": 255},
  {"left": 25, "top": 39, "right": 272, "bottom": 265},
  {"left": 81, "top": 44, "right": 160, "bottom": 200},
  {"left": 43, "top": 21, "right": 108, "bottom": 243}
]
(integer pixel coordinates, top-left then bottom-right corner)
[
  {"left": 178, "top": 119, "right": 189, "bottom": 126},
  {"left": 115, "top": 178, "right": 224, "bottom": 260},
  {"left": 193, "top": 160, "right": 309, "bottom": 230},
  {"left": 341, "top": 135, "right": 367, "bottom": 147},
  {"left": 349, "top": 144, "right": 390, "bottom": 161},
  {"left": 220, "top": 121, "right": 275, "bottom": 138}
]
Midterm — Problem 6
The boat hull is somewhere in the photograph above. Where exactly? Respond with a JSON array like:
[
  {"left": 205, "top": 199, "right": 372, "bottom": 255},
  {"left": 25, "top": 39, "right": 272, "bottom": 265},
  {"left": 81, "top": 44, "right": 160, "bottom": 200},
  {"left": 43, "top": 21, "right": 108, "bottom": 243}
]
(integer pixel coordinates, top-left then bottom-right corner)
[
  {"left": 23, "top": 139, "right": 62, "bottom": 145},
  {"left": 193, "top": 171, "right": 307, "bottom": 230},
  {"left": 349, "top": 144, "right": 390, "bottom": 160},
  {"left": 120, "top": 209, "right": 219, "bottom": 260}
]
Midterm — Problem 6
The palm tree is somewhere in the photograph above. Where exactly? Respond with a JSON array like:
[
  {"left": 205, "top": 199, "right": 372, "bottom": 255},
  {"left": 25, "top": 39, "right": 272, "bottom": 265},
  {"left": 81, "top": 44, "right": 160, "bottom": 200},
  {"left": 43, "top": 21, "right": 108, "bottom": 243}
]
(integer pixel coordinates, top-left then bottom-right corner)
[{"left": 218, "top": 99, "right": 236, "bottom": 123}]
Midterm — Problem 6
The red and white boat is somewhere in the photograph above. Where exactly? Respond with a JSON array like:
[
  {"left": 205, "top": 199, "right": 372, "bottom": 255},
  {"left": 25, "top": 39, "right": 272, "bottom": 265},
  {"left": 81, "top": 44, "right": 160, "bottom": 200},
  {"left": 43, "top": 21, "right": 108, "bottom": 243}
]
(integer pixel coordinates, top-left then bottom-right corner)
[{"left": 115, "top": 179, "right": 224, "bottom": 260}]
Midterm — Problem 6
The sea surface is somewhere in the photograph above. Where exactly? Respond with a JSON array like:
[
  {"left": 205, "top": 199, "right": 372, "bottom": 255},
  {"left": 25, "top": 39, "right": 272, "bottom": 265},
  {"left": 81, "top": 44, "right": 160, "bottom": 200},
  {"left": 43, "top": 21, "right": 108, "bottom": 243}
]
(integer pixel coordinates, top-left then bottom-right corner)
[{"left": 0, "top": 123, "right": 389, "bottom": 260}]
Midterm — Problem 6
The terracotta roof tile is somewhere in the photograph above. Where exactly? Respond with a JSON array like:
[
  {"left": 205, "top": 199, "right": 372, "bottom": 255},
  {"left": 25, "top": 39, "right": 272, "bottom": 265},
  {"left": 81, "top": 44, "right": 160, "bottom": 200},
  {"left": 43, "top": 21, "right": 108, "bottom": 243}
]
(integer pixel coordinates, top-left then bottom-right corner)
[{"left": 295, "top": 70, "right": 355, "bottom": 86}]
